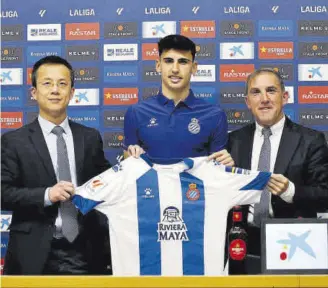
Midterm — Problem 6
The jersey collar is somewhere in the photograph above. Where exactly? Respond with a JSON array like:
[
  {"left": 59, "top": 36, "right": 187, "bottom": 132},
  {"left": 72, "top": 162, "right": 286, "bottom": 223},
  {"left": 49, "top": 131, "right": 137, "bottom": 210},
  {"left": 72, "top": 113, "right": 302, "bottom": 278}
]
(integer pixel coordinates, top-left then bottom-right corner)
[{"left": 156, "top": 89, "right": 196, "bottom": 109}]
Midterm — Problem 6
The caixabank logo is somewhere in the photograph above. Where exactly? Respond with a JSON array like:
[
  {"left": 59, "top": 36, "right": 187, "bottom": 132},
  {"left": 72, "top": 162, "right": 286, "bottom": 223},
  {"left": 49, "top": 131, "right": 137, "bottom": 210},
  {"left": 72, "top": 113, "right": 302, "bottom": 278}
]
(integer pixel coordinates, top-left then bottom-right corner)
[
  {"left": 103, "top": 132, "right": 125, "bottom": 149},
  {"left": 299, "top": 42, "right": 328, "bottom": 59},
  {"left": 220, "top": 42, "right": 254, "bottom": 60},
  {"left": 298, "top": 64, "right": 328, "bottom": 81},
  {"left": 68, "top": 110, "right": 99, "bottom": 128},
  {"left": 142, "top": 21, "right": 176, "bottom": 38},
  {"left": 104, "top": 22, "right": 137, "bottom": 38},
  {"left": 1, "top": 47, "right": 22, "bottom": 63},
  {"left": 0, "top": 68, "right": 23, "bottom": 85},
  {"left": 69, "top": 89, "right": 99, "bottom": 106},
  {"left": 220, "top": 21, "right": 254, "bottom": 37},
  {"left": 298, "top": 86, "right": 328, "bottom": 104}
]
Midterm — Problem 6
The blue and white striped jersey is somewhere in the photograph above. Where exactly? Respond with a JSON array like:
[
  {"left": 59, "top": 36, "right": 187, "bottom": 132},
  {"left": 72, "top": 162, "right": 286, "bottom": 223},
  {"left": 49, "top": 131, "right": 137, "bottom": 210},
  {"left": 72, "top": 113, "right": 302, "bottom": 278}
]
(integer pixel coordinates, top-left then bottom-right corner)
[{"left": 73, "top": 155, "right": 270, "bottom": 276}]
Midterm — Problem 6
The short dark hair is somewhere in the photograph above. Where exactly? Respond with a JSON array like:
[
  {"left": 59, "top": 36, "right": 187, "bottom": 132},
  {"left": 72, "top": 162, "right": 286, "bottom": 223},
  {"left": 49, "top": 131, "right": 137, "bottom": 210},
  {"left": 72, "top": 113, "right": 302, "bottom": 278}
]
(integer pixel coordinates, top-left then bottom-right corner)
[
  {"left": 32, "top": 56, "right": 75, "bottom": 88},
  {"left": 245, "top": 68, "right": 285, "bottom": 95},
  {"left": 158, "top": 34, "right": 196, "bottom": 61}
]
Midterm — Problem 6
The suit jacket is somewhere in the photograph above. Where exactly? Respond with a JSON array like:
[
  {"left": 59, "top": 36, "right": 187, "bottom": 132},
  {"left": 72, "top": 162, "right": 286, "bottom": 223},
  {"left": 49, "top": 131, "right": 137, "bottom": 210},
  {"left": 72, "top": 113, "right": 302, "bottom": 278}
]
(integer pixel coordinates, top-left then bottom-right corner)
[
  {"left": 1, "top": 119, "right": 111, "bottom": 275},
  {"left": 228, "top": 117, "right": 328, "bottom": 220}
]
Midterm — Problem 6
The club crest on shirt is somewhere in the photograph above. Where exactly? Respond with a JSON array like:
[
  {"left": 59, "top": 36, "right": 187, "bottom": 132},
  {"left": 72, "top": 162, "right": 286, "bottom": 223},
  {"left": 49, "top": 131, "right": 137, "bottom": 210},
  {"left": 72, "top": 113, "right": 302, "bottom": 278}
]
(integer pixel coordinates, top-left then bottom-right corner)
[
  {"left": 86, "top": 176, "right": 108, "bottom": 195},
  {"left": 157, "top": 206, "right": 189, "bottom": 241},
  {"left": 186, "top": 183, "right": 200, "bottom": 201},
  {"left": 147, "top": 117, "right": 158, "bottom": 127},
  {"left": 188, "top": 118, "right": 200, "bottom": 134}
]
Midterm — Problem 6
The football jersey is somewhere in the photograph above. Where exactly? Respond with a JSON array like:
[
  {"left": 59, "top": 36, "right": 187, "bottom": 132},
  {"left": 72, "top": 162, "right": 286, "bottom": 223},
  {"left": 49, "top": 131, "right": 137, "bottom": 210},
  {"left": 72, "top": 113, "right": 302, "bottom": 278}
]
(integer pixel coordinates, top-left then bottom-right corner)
[{"left": 73, "top": 155, "right": 271, "bottom": 276}]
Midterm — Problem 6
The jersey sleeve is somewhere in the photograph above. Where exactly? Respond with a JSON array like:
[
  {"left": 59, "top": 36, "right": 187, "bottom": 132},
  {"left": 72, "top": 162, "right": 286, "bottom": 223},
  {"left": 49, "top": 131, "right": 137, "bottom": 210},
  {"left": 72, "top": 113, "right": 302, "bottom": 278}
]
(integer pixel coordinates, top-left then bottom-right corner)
[
  {"left": 209, "top": 161, "right": 271, "bottom": 207},
  {"left": 72, "top": 162, "right": 125, "bottom": 215}
]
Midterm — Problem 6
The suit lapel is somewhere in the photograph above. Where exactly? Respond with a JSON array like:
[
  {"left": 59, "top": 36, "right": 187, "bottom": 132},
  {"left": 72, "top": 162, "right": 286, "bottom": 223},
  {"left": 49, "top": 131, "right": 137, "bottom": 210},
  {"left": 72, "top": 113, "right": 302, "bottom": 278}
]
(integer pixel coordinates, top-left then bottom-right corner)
[
  {"left": 238, "top": 124, "right": 255, "bottom": 170},
  {"left": 70, "top": 121, "right": 85, "bottom": 184},
  {"left": 274, "top": 118, "right": 301, "bottom": 174},
  {"left": 29, "top": 119, "right": 57, "bottom": 181}
]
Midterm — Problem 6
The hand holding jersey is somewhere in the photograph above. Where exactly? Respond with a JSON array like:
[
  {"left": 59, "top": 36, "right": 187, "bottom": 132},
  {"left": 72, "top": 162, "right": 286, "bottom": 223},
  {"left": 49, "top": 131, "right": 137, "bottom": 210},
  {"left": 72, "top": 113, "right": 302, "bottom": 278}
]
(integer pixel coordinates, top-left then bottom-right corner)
[{"left": 71, "top": 156, "right": 289, "bottom": 276}]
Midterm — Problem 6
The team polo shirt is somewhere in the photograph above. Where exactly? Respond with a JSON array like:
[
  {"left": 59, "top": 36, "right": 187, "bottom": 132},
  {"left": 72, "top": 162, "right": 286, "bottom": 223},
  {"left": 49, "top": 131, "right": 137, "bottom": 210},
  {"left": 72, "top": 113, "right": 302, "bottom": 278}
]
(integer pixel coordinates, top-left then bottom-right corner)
[
  {"left": 73, "top": 155, "right": 271, "bottom": 276},
  {"left": 124, "top": 90, "right": 227, "bottom": 163}
]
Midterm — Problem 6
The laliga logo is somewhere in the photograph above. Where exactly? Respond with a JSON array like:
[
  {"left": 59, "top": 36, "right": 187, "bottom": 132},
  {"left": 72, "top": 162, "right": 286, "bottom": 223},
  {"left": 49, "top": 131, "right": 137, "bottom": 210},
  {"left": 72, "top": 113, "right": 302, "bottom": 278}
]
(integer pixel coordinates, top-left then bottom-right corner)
[
  {"left": 116, "top": 8, "right": 124, "bottom": 15},
  {"left": 192, "top": 6, "right": 200, "bottom": 14}
]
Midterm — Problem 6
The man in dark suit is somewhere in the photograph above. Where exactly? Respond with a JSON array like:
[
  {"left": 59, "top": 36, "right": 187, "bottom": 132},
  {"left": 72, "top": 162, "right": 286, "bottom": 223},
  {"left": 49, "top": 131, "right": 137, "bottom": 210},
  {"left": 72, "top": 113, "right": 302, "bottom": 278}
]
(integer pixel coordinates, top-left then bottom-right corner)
[
  {"left": 1, "top": 56, "right": 111, "bottom": 275},
  {"left": 227, "top": 68, "right": 328, "bottom": 274}
]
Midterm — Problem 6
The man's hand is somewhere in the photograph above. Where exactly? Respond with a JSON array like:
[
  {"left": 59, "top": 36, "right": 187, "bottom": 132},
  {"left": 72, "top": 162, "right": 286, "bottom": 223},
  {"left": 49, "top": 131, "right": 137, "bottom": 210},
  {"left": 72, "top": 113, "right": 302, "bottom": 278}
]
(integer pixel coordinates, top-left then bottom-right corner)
[
  {"left": 207, "top": 149, "right": 235, "bottom": 167},
  {"left": 267, "top": 174, "right": 289, "bottom": 196},
  {"left": 48, "top": 181, "right": 75, "bottom": 203},
  {"left": 127, "top": 145, "right": 145, "bottom": 158}
]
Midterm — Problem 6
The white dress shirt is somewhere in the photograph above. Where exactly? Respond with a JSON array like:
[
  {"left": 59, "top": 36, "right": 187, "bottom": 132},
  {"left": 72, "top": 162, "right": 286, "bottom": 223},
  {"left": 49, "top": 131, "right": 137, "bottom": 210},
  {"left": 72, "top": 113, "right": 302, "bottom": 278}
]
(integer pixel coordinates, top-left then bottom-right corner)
[
  {"left": 38, "top": 115, "right": 77, "bottom": 237},
  {"left": 248, "top": 116, "right": 295, "bottom": 223}
]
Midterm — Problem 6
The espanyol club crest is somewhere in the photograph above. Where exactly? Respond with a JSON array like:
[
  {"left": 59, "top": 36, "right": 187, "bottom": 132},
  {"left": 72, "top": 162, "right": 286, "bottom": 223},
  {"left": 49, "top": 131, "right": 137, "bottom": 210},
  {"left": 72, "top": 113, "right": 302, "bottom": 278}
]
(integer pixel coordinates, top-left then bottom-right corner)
[
  {"left": 186, "top": 183, "right": 200, "bottom": 201},
  {"left": 188, "top": 118, "right": 200, "bottom": 134}
]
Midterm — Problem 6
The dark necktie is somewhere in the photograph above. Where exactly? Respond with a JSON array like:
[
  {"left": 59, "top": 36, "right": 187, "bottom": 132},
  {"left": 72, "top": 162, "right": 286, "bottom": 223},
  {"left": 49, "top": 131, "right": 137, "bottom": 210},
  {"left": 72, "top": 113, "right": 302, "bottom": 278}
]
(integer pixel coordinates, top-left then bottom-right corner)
[
  {"left": 52, "top": 126, "right": 79, "bottom": 242},
  {"left": 253, "top": 127, "right": 272, "bottom": 227}
]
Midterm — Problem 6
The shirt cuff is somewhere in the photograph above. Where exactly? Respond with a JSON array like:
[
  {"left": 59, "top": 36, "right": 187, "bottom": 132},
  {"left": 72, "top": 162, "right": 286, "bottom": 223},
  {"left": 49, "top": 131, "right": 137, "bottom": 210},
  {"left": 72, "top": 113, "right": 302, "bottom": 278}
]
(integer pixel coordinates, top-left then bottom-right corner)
[
  {"left": 279, "top": 180, "right": 295, "bottom": 203},
  {"left": 44, "top": 188, "right": 52, "bottom": 206}
]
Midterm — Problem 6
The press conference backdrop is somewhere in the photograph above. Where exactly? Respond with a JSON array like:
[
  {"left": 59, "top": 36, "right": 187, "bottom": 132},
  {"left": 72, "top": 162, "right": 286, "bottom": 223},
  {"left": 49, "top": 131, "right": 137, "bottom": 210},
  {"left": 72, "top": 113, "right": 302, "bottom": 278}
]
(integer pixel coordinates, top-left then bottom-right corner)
[{"left": 1, "top": 0, "right": 328, "bottom": 273}]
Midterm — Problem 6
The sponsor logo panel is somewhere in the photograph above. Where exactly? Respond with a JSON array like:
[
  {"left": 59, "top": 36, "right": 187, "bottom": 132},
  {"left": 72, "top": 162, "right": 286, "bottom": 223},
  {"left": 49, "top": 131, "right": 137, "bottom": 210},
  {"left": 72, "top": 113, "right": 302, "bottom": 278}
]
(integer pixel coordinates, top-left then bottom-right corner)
[
  {"left": 191, "top": 65, "right": 216, "bottom": 82},
  {"left": 0, "top": 68, "right": 23, "bottom": 85},
  {"left": 69, "top": 89, "right": 99, "bottom": 106},
  {"left": 258, "top": 20, "right": 293, "bottom": 37},
  {"left": 0, "top": 89, "right": 23, "bottom": 107},
  {"left": 74, "top": 67, "right": 99, "bottom": 83},
  {"left": 259, "top": 64, "right": 293, "bottom": 81},
  {"left": 258, "top": 42, "right": 294, "bottom": 59},
  {"left": 299, "top": 42, "right": 328, "bottom": 59},
  {"left": 220, "top": 86, "right": 246, "bottom": 104},
  {"left": 298, "top": 86, "right": 328, "bottom": 104},
  {"left": 142, "top": 21, "right": 176, "bottom": 38},
  {"left": 298, "top": 64, "right": 328, "bottom": 81},
  {"left": 299, "top": 109, "right": 328, "bottom": 125},
  {"left": 220, "top": 21, "right": 254, "bottom": 38},
  {"left": 103, "top": 132, "right": 125, "bottom": 149},
  {"left": 28, "top": 24, "right": 61, "bottom": 41},
  {"left": 104, "top": 66, "right": 138, "bottom": 83},
  {"left": 180, "top": 21, "right": 215, "bottom": 38},
  {"left": 1, "top": 25, "right": 23, "bottom": 41},
  {"left": 1, "top": 47, "right": 22, "bottom": 63},
  {"left": 26, "top": 68, "right": 32, "bottom": 86},
  {"left": 68, "top": 110, "right": 99, "bottom": 128},
  {"left": 284, "top": 108, "right": 295, "bottom": 121},
  {"left": 224, "top": 109, "right": 254, "bottom": 126},
  {"left": 0, "top": 112, "right": 23, "bottom": 129},
  {"left": 142, "top": 43, "right": 159, "bottom": 60},
  {"left": 27, "top": 46, "right": 61, "bottom": 65},
  {"left": 142, "top": 87, "right": 159, "bottom": 100},
  {"left": 26, "top": 90, "right": 37, "bottom": 106},
  {"left": 143, "top": 65, "right": 161, "bottom": 82},
  {"left": 66, "top": 45, "right": 99, "bottom": 61},
  {"left": 298, "top": 20, "right": 328, "bottom": 37},
  {"left": 104, "top": 44, "right": 138, "bottom": 61},
  {"left": 104, "top": 22, "right": 137, "bottom": 38},
  {"left": 103, "top": 110, "right": 126, "bottom": 128},
  {"left": 285, "top": 86, "right": 294, "bottom": 103},
  {"left": 0, "top": 214, "right": 12, "bottom": 232},
  {"left": 195, "top": 43, "right": 215, "bottom": 60},
  {"left": 192, "top": 87, "right": 216, "bottom": 104},
  {"left": 65, "top": 22, "right": 100, "bottom": 40},
  {"left": 220, "top": 42, "right": 254, "bottom": 60},
  {"left": 219, "top": 64, "right": 254, "bottom": 82},
  {"left": 104, "top": 88, "right": 138, "bottom": 105}
]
